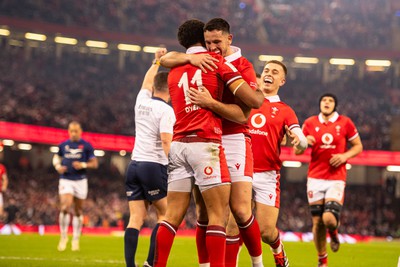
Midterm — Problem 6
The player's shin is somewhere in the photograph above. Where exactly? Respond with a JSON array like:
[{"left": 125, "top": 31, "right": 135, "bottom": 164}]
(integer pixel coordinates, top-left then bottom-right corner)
[
  {"left": 225, "top": 234, "right": 241, "bottom": 267},
  {"left": 238, "top": 215, "right": 263, "bottom": 263},
  {"left": 206, "top": 225, "right": 226, "bottom": 267},
  {"left": 196, "top": 221, "right": 210, "bottom": 265},
  {"left": 153, "top": 221, "right": 177, "bottom": 267},
  {"left": 59, "top": 212, "right": 70, "bottom": 239},
  {"left": 124, "top": 228, "right": 140, "bottom": 267},
  {"left": 72, "top": 215, "right": 83, "bottom": 240},
  {"left": 146, "top": 223, "right": 160, "bottom": 266}
]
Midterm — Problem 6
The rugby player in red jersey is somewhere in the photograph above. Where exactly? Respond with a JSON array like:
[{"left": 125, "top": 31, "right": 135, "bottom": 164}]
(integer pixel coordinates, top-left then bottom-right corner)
[
  {"left": 154, "top": 19, "right": 263, "bottom": 267},
  {"left": 296, "top": 93, "right": 362, "bottom": 267},
  {"left": 161, "top": 18, "right": 264, "bottom": 267}
]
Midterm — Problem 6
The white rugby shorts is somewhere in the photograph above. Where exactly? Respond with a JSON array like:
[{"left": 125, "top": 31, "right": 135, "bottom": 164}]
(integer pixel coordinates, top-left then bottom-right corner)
[
  {"left": 252, "top": 171, "right": 281, "bottom": 208},
  {"left": 307, "top": 177, "right": 345, "bottom": 204},
  {"left": 168, "top": 141, "right": 230, "bottom": 192},
  {"left": 222, "top": 133, "right": 253, "bottom": 183},
  {"left": 58, "top": 178, "right": 88, "bottom": 200}
]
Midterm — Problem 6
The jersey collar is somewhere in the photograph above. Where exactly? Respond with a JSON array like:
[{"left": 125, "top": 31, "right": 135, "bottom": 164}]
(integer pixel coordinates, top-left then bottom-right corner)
[
  {"left": 318, "top": 111, "right": 339, "bottom": 123},
  {"left": 265, "top": 95, "right": 280, "bottom": 103},
  {"left": 186, "top": 46, "right": 207, "bottom": 54},
  {"left": 224, "top": 46, "right": 242, "bottom": 63}
]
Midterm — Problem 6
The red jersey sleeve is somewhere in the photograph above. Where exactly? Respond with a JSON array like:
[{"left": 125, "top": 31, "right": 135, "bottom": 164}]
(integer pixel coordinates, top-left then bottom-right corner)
[
  {"left": 345, "top": 117, "right": 359, "bottom": 141},
  {"left": 285, "top": 107, "right": 300, "bottom": 130},
  {"left": 239, "top": 60, "right": 258, "bottom": 90},
  {"left": 215, "top": 56, "right": 243, "bottom": 87}
]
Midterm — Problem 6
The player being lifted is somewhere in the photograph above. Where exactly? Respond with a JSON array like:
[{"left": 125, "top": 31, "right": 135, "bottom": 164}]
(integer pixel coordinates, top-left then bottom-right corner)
[
  {"left": 124, "top": 48, "right": 175, "bottom": 267},
  {"left": 53, "top": 121, "right": 98, "bottom": 251},
  {"left": 296, "top": 93, "right": 362, "bottom": 267},
  {"left": 161, "top": 18, "right": 264, "bottom": 267},
  {"left": 154, "top": 19, "right": 263, "bottom": 267}
]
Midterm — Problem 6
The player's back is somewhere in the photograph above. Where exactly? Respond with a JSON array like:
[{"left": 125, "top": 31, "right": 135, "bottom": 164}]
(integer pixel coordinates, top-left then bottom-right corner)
[
  {"left": 169, "top": 51, "right": 241, "bottom": 141},
  {"left": 133, "top": 90, "right": 174, "bottom": 165}
]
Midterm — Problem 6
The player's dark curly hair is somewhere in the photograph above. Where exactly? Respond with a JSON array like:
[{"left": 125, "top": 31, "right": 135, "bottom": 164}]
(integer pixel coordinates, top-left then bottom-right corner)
[
  {"left": 177, "top": 19, "right": 206, "bottom": 49},
  {"left": 319, "top": 93, "right": 338, "bottom": 111},
  {"left": 204, "top": 18, "right": 230, "bottom": 34},
  {"left": 154, "top": 71, "right": 169, "bottom": 93}
]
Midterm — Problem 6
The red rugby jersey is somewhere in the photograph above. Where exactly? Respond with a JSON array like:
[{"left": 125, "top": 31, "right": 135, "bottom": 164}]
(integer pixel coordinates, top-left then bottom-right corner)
[
  {"left": 0, "top": 164, "right": 6, "bottom": 189},
  {"left": 302, "top": 112, "right": 359, "bottom": 181},
  {"left": 249, "top": 95, "right": 300, "bottom": 172},
  {"left": 168, "top": 46, "right": 243, "bottom": 141}
]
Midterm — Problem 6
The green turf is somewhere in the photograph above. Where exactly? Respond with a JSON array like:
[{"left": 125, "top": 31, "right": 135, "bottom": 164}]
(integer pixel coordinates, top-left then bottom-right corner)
[{"left": 0, "top": 234, "right": 398, "bottom": 266}]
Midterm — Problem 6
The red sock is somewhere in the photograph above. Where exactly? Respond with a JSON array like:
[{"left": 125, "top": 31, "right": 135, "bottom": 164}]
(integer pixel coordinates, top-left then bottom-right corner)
[
  {"left": 206, "top": 225, "right": 226, "bottom": 267},
  {"left": 238, "top": 215, "right": 262, "bottom": 257},
  {"left": 269, "top": 231, "right": 281, "bottom": 250},
  {"left": 196, "top": 221, "right": 209, "bottom": 264},
  {"left": 154, "top": 221, "right": 177, "bottom": 267},
  {"left": 318, "top": 253, "right": 328, "bottom": 265},
  {"left": 225, "top": 235, "right": 240, "bottom": 267}
]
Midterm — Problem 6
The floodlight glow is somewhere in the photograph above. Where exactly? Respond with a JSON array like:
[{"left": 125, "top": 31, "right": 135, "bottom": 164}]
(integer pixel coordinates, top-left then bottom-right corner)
[
  {"left": 329, "top": 58, "right": 355, "bottom": 66},
  {"left": 49, "top": 146, "right": 59, "bottom": 153},
  {"left": 25, "top": 32, "right": 47, "bottom": 41},
  {"left": 85, "top": 40, "right": 108, "bottom": 48},
  {"left": 2, "top": 139, "right": 14, "bottom": 146},
  {"left": 143, "top": 46, "right": 161, "bottom": 53},
  {"left": 55, "top": 36, "right": 78, "bottom": 45},
  {"left": 365, "top": 60, "right": 391, "bottom": 67},
  {"left": 294, "top": 56, "right": 319, "bottom": 64},
  {"left": 0, "top": 29, "right": 10, "bottom": 36},
  {"left": 259, "top": 55, "right": 283, "bottom": 62},
  {"left": 118, "top": 44, "right": 141, "bottom": 52}
]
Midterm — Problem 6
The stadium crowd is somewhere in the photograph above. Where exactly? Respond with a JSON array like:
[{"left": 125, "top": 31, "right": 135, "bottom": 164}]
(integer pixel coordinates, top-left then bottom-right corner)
[
  {"left": 0, "top": 45, "right": 395, "bottom": 150},
  {"left": 0, "top": 0, "right": 395, "bottom": 49},
  {"left": 1, "top": 162, "right": 399, "bottom": 238}
]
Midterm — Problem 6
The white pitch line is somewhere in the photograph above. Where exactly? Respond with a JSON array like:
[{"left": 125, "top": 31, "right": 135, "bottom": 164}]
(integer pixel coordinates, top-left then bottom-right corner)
[{"left": 0, "top": 256, "right": 124, "bottom": 264}]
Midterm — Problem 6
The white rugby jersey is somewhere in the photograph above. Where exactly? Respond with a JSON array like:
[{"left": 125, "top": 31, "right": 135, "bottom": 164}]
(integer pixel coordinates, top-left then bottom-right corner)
[{"left": 132, "top": 89, "right": 175, "bottom": 165}]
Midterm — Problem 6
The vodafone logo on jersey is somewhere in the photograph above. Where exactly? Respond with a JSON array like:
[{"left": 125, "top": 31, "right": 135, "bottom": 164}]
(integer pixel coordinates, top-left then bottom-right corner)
[
  {"left": 251, "top": 113, "right": 266, "bottom": 128},
  {"left": 249, "top": 113, "right": 269, "bottom": 136},
  {"left": 204, "top": 166, "right": 213, "bottom": 175},
  {"left": 320, "top": 133, "right": 336, "bottom": 149}
]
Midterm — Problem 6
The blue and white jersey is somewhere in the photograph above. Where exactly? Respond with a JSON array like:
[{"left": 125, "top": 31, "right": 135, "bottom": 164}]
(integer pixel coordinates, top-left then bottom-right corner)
[
  {"left": 132, "top": 89, "right": 175, "bottom": 165},
  {"left": 58, "top": 139, "right": 95, "bottom": 180}
]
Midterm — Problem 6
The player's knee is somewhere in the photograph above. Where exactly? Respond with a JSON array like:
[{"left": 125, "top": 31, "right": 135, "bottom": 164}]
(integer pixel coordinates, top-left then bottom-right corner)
[
  {"left": 231, "top": 206, "right": 251, "bottom": 224},
  {"left": 310, "top": 204, "right": 324, "bottom": 218},
  {"left": 323, "top": 201, "right": 342, "bottom": 229},
  {"left": 260, "top": 226, "right": 276, "bottom": 244}
]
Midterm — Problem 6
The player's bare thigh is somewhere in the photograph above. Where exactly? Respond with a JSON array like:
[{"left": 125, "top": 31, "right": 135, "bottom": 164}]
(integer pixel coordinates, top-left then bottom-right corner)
[
  {"left": 127, "top": 200, "right": 149, "bottom": 229},
  {"left": 254, "top": 202, "right": 279, "bottom": 243},
  {"left": 201, "top": 183, "right": 231, "bottom": 227},
  {"left": 230, "top": 181, "right": 253, "bottom": 223},
  {"left": 59, "top": 193, "right": 74, "bottom": 212}
]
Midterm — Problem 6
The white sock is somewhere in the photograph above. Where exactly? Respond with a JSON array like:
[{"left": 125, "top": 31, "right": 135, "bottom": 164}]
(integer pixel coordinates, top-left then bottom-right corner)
[
  {"left": 271, "top": 243, "right": 283, "bottom": 254},
  {"left": 251, "top": 255, "right": 264, "bottom": 266},
  {"left": 59, "top": 212, "right": 70, "bottom": 239},
  {"left": 72, "top": 215, "right": 83, "bottom": 241}
]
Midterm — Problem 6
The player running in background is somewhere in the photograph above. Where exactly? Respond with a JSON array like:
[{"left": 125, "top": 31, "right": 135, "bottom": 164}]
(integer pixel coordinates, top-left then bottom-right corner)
[
  {"left": 161, "top": 18, "right": 264, "bottom": 267},
  {"left": 295, "top": 93, "right": 362, "bottom": 267},
  {"left": 154, "top": 19, "right": 263, "bottom": 267},
  {"left": 124, "top": 48, "right": 175, "bottom": 267},
  {"left": 53, "top": 121, "right": 98, "bottom": 251},
  {"left": 0, "top": 163, "right": 8, "bottom": 218},
  {"left": 249, "top": 60, "right": 308, "bottom": 267}
]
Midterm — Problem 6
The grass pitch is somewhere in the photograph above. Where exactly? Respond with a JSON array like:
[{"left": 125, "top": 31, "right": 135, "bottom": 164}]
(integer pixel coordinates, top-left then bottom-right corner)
[{"left": 0, "top": 234, "right": 398, "bottom": 266}]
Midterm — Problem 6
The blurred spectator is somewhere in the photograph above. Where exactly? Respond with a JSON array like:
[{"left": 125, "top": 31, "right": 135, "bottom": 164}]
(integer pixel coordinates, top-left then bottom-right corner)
[{"left": 0, "top": 0, "right": 395, "bottom": 49}]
